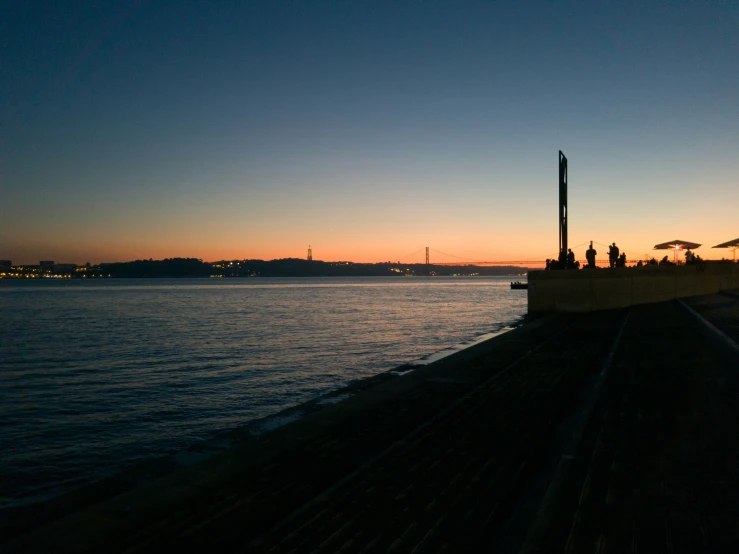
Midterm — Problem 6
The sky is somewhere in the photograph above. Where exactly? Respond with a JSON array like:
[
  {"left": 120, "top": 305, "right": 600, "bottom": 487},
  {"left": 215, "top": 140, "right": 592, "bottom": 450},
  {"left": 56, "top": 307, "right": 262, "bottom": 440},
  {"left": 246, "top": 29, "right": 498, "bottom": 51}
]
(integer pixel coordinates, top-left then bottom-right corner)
[{"left": 2, "top": 0, "right": 737, "bottom": 265}]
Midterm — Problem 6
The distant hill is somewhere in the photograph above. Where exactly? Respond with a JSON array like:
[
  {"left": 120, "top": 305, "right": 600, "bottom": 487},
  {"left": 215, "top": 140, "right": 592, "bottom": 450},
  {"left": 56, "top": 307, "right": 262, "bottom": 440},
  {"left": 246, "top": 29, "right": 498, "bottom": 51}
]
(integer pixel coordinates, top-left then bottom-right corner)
[
  {"left": 97, "top": 258, "right": 529, "bottom": 278},
  {"left": 99, "top": 258, "right": 212, "bottom": 278}
]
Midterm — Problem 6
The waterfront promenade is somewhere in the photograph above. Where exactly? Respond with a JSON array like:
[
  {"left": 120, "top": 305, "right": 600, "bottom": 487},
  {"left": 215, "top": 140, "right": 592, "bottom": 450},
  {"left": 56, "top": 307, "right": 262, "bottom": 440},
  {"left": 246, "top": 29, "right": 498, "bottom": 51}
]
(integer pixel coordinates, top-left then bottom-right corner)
[{"left": 3, "top": 292, "right": 739, "bottom": 553}]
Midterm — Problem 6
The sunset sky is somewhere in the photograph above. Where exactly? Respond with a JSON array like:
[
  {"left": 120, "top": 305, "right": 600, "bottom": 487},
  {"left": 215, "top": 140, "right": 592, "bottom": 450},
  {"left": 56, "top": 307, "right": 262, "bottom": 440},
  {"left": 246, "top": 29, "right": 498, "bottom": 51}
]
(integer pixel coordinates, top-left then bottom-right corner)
[{"left": 2, "top": 1, "right": 737, "bottom": 265}]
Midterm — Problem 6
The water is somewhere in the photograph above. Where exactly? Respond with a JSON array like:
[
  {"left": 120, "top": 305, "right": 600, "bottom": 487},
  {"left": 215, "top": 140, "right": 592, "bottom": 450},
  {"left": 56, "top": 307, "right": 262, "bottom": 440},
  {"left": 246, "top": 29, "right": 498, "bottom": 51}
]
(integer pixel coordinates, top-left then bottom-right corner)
[{"left": 0, "top": 276, "right": 526, "bottom": 507}]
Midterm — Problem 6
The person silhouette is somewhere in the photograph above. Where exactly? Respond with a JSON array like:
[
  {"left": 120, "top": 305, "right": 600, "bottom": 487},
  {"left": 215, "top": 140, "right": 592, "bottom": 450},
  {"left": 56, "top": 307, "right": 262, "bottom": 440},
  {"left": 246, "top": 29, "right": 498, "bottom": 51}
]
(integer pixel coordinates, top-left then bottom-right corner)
[
  {"left": 609, "top": 242, "right": 619, "bottom": 268},
  {"left": 586, "top": 241, "right": 597, "bottom": 268},
  {"left": 566, "top": 248, "right": 575, "bottom": 269}
]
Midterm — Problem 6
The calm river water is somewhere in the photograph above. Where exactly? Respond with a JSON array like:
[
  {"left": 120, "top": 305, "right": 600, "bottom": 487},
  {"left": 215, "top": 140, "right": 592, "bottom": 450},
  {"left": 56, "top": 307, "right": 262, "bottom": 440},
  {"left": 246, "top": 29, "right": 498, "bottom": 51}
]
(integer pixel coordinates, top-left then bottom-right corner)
[{"left": 0, "top": 276, "right": 526, "bottom": 507}]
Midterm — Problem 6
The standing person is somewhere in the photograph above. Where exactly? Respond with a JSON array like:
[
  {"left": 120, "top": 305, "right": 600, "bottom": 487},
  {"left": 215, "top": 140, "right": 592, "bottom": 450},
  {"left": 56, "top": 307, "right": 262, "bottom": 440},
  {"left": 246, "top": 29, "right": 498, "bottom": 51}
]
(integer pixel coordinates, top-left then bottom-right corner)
[
  {"left": 609, "top": 242, "right": 620, "bottom": 268},
  {"left": 566, "top": 248, "right": 576, "bottom": 269},
  {"left": 558, "top": 250, "right": 567, "bottom": 270},
  {"left": 586, "top": 241, "right": 597, "bottom": 268}
]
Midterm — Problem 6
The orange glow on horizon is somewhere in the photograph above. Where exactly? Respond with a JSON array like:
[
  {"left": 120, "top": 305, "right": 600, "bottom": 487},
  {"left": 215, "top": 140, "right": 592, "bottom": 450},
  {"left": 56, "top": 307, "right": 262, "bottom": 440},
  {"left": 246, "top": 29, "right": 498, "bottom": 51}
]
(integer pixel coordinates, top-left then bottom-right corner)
[
  {"left": 3, "top": 192, "right": 734, "bottom": 266},
  {"left": 6, "top": 230, "right": 737, "bottom": 267}
]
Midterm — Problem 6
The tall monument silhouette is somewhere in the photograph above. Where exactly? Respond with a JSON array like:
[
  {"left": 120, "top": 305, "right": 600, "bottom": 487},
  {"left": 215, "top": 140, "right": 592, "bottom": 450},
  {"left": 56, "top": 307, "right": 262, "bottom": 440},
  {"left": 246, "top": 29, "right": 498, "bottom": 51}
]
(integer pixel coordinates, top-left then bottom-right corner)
[{"left": 559, "top": 151, "right": 568, "bottom": 261}]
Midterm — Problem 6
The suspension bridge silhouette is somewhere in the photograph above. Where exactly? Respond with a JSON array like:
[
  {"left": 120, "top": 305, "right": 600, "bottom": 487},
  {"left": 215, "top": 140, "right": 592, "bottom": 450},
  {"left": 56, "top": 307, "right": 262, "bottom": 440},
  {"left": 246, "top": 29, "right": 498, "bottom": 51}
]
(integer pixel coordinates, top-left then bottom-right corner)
[{"left": 391, "top": 241, "right": 649, "bottom": 267}]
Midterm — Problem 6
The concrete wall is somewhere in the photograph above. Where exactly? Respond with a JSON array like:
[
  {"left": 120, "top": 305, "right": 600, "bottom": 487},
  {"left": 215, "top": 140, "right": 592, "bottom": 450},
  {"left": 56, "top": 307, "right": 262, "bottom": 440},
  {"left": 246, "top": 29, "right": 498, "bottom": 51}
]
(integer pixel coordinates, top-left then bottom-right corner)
[{"left": 528, "top": 262, "right": 739, "bottom": 315}]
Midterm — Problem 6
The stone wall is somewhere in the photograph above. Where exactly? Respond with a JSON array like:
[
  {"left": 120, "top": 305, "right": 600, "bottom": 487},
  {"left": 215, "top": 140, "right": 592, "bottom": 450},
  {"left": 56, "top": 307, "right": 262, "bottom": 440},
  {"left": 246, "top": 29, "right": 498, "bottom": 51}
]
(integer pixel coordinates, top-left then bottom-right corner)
[{"left": 528, "top": 262, "right": 739, "bottom": 315}]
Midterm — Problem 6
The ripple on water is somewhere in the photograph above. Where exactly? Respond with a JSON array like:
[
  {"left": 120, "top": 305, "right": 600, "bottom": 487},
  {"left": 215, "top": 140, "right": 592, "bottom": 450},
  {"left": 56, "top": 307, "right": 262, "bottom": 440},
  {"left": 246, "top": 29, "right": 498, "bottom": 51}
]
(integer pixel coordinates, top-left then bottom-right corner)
[{"left": 0, "top": 276, "right": 526, "bottom": 506}]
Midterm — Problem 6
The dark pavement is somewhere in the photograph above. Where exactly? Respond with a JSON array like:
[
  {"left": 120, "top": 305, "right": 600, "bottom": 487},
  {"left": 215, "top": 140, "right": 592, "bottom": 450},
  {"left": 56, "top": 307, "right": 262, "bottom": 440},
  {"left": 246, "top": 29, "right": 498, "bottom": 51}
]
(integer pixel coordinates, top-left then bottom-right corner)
[
  {"left": 524, "top": 295, "right": 739, "bottom": 553},
  {"left": 3, "top": 293, "right": 739, "bottom": 553}
]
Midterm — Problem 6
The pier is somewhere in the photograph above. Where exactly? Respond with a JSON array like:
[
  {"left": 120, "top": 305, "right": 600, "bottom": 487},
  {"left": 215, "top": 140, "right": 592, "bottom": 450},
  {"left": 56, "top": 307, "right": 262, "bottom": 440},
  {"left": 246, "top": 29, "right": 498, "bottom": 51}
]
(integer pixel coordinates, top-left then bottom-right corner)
[
  {"left": 3, "top": 290, "right": 739, "bottom": 553},
  {"left": 528, "top": 262, "right": 739, "bottom": 315}
]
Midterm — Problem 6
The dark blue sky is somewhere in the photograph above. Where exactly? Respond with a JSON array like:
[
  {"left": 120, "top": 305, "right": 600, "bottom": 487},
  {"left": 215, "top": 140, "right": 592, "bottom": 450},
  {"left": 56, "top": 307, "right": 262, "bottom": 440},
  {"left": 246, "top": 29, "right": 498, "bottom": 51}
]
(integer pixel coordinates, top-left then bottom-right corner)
[{"left": 2, "top": 1, "right": 737, "bottom": 263}]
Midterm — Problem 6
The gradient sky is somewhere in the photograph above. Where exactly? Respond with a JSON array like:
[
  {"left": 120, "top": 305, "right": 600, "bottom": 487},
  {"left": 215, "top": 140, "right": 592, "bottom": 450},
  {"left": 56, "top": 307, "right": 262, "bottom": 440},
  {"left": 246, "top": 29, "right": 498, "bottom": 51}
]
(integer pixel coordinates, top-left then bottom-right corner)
[{"left": 2, "top": 1, "right": 737, "bottom": 265}]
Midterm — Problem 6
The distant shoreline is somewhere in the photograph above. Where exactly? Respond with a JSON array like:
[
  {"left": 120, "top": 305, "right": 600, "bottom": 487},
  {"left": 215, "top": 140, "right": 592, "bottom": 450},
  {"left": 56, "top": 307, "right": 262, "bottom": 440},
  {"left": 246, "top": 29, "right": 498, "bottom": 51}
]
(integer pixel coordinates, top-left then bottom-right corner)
[{"left": 2, "top": 257, "right": 531, "bottom": 279}]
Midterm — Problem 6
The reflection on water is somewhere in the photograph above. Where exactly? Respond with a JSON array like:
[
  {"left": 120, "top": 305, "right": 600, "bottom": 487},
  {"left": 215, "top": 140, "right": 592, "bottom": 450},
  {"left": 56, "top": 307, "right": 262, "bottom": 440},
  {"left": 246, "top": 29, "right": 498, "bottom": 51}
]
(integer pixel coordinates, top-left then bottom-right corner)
[{"left": 0, "top": 276, "right": 526, "bottom": 506}]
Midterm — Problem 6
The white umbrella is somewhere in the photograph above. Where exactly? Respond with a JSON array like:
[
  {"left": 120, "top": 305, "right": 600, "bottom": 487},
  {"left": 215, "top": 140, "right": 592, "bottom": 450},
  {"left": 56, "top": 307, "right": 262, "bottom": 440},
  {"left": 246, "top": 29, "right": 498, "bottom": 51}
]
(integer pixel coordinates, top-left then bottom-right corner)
[
  {"left": 653, "top": 240, "right": 702, "bottom": 264},
  {"left": 712, "top": 238, "right": 739, "bottom": 261}
]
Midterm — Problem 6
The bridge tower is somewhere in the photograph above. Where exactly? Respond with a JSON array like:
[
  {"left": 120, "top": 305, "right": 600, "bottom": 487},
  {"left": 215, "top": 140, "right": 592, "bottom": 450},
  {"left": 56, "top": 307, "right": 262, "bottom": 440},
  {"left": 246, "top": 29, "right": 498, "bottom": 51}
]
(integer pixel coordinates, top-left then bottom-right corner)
[
  {"left": 425, "top": 247, "right": 429, "bottom": 275},
  {"left": 307, "top": 245, "right": 313, "bottom": 261},
  {"left": 558, "top": 151, "right": 568, "bottom": 260}
]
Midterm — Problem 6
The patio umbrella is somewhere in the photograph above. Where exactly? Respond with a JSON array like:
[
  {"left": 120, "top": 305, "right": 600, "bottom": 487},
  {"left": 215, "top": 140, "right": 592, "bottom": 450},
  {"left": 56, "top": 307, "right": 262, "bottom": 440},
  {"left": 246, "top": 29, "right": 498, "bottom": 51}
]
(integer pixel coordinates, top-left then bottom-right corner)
[
  {"left": 653, "top": 240, "right": 702, "bottom": 263},
  {"left": 712, "top": 238, "right": 739, "bottom": 261}
]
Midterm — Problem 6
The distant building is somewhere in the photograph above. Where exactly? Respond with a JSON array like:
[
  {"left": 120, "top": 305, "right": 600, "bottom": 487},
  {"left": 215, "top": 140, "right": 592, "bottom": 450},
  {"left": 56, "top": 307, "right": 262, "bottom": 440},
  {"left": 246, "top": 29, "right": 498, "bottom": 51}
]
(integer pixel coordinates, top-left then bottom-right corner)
[
  {"left": 0, "top": 260, "right": 11, "bottom": 271},
  {"left": 40, "top": 261, "right": 55, "bottom": 271},
  {"left": 54, "top": 263, "right": 77, "bottom": 273}
]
